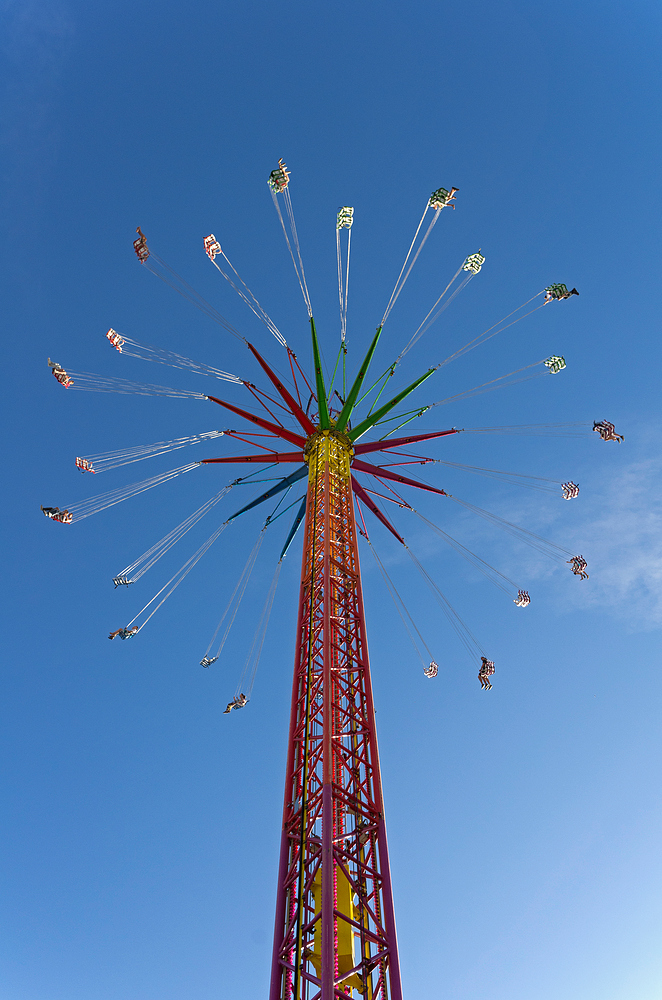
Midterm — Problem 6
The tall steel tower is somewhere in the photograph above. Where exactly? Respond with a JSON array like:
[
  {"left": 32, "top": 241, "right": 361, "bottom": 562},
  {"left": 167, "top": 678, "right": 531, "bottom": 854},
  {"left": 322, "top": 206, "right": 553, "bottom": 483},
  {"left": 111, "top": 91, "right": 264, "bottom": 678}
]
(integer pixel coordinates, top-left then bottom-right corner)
[
  {"left": 261, "top": 318, "right": 453, "bottom": 1000},
  {"left": 269, "top": 425, "right": 401, "bottom": 1000},
  {"left": 201, "top": 318, "right": 454, "bottom": 999}
]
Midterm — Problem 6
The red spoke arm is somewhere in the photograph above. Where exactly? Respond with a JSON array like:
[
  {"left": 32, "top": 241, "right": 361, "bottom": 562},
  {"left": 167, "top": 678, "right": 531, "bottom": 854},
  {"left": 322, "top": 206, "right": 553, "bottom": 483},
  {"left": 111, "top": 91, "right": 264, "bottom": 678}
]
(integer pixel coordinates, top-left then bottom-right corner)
[
  {"left": 247, "top": 342, "right": 317, "bottom": 434},
  {"left": 351, "top": 458, "right": 448, "bottom": 496},
  {"left": 364, "top": 476, "right": 411, "bottom": 507},
  {"left": 377, "top": 459, "right": 434, "bottom": 467},
  {"left": 207, "top": 394, "right": 306, "bottom": 448},
  {"left": 360, "top": 485, "right": 412, "bottom": 508},
  {"left": 353, "top": 428, "right": 459, "bottom": 455},
  {"left": 287, "top": 349, "right": 303, "bottom": 407},
  {"left": 242, "top": 382, "right": 287, "bottom": 426},
  {"left": 245, "top": 381, "right": 294, "bottom": 417},
  {"left": 377, "top": 450, "right": 435, "bottom": 460},
  {"left": 201, "top": 451, "right": 304, "bottom": 464},
  {"left": 351, "top": 476, "right": 405, "bottom": 545},
  {"left": 288, "top": 346, "right": 316, "bottom": 399},
  {"left": 222, "top": 430, "right": 285, "bottom": 452}
]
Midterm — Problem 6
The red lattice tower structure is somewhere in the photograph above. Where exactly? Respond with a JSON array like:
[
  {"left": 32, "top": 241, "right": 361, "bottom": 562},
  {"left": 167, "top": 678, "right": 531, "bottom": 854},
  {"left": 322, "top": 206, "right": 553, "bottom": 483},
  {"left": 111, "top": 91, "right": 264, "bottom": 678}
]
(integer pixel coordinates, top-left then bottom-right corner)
[
  {"left": 269, "top": 429, "right": 401, "bottom": 1000},
  {"left": 203, "top": 323, "right": 453, "bottom": 998}
]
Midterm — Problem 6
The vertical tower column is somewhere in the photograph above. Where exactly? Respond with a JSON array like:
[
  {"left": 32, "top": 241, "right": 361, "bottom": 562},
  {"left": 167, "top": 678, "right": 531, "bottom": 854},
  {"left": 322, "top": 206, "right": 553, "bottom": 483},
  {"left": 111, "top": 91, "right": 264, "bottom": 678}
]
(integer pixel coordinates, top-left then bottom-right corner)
[{"left": 269, "top": 430, "right": 402, "bottom": 1000}]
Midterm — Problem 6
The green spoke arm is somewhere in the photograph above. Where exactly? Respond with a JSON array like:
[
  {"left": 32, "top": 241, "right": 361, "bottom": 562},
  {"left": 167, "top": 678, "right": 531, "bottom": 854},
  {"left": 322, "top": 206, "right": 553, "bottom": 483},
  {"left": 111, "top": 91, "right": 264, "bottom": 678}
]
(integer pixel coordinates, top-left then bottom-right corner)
[
  {"left": 348, "top": 369, "right": 435, "bottom": 442},
  {"left": 310, "top": 317, "right": 330, "bottom": 428},
  {"left": 335, "top": 326, "right": 382, "bottom": 431},
  {"left": 378, "top": 407, "right": 431, "bottom": 438}
]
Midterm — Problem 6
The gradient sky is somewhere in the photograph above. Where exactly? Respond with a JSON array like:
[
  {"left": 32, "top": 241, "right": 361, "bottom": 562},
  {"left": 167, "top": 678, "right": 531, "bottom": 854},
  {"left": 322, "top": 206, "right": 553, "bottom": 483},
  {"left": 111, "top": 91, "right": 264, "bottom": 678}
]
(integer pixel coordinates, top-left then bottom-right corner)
[{"left": 2, "top": 2, "right": 661, "bottom": 998}]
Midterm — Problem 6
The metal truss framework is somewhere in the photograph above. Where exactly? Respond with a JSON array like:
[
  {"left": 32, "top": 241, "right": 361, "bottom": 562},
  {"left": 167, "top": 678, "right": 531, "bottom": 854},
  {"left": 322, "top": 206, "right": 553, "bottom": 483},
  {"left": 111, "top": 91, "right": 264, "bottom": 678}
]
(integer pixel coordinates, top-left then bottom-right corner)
[
  {"left": 202, "top": 332, "right": 457, "bottom": 998},
  {"left": 269, "top": 431, "right": 402, "bottom": 1000}
]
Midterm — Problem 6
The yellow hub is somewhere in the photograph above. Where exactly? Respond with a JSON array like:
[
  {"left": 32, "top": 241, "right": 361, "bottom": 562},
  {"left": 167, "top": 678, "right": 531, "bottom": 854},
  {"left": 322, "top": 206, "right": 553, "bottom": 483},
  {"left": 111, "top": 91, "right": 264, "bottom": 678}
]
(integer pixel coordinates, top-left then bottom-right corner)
[{"left": 304, "top": 428, "right": 353, "bottom": 484}]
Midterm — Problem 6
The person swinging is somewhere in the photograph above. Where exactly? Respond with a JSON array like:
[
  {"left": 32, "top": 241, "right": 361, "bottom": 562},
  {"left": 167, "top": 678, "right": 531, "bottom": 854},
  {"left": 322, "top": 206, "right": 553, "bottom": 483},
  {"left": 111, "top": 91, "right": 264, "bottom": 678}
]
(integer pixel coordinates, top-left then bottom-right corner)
[
  {"left": 478, "top": 656, "right": 495, "bottom": 690},
  {"left": 108, "top": 626, "right": 138, "bottom": 640},
  {"left": 223, "top": 693, "right": 248, "bottom": 713}
]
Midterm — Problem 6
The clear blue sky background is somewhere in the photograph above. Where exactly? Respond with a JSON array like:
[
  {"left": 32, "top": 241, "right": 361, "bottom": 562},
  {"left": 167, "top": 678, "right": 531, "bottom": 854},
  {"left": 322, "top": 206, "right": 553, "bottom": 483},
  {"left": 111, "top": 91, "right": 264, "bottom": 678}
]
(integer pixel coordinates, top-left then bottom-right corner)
[{"left": 2, "top": 2, "right": 661, "bottom": 998}]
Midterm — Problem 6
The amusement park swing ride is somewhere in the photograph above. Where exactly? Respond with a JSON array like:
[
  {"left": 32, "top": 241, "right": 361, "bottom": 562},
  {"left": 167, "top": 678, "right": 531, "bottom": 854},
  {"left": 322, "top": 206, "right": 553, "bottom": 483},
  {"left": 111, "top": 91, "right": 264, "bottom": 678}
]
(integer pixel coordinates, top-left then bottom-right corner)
[{"left": 43, "top": 160, "right": 623, "bottom": 999}]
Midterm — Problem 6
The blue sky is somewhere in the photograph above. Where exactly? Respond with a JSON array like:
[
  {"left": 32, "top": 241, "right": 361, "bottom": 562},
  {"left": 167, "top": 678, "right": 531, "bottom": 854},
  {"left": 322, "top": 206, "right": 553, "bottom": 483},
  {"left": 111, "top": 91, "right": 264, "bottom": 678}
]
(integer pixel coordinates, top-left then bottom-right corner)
[{"left": 2, "top": 1, "right": 661, "bottom": 998}]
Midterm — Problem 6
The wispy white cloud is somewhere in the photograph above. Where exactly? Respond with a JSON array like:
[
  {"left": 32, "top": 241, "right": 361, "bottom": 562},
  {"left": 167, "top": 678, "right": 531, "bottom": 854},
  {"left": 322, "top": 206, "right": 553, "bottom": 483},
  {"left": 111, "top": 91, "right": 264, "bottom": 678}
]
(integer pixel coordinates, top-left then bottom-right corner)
[
  {"left": 394, "top": 440, "right": 662, "bottom": 630},
  {"left": 457, "top": 453, "right": 662, "bottom": 629},
  {"left": 563, "top": 457, "right": 662, "bottom": 627}
]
